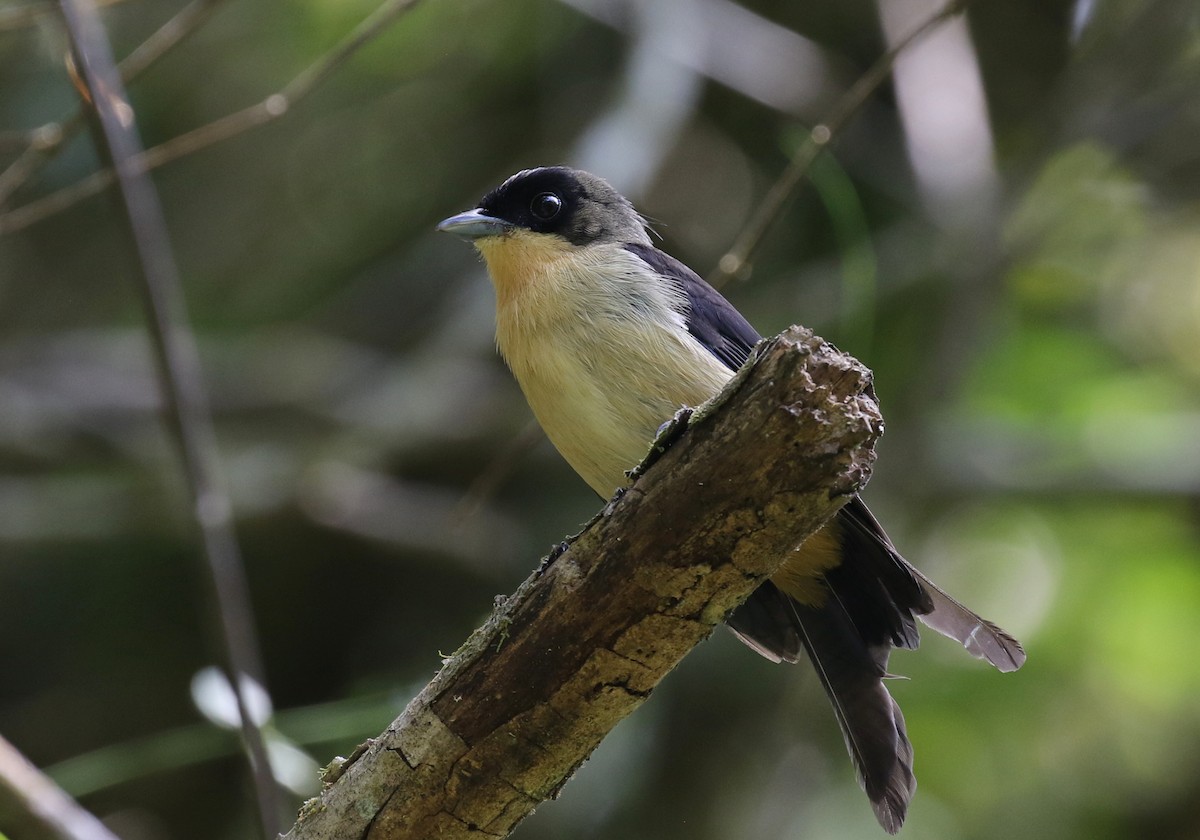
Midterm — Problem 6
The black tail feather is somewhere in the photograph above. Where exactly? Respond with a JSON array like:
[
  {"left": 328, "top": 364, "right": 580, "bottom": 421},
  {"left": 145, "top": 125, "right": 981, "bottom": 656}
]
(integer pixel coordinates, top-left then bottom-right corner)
[
  {"left": 729, "top": 582, "right": 915, "bottom": 833},
  {"left": 725, "top": 495, "right": 1024, "bottom": 831},
  {"left": 791, "top": 585, "right": 915, "bottom": 833},
  {"left": 726, "top": 580, "right": 803, "bottom": 664}
]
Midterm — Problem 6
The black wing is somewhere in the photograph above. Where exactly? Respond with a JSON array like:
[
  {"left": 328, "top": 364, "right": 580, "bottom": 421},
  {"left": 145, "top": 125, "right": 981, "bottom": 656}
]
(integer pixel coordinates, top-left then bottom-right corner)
[{"left": 624, "top": 243, "right": 761, "bottom": 371}]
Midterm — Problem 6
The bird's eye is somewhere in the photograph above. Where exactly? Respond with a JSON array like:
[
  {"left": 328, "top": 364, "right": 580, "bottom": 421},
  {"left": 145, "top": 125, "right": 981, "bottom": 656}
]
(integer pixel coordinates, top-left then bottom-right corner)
[{"left": 530, "top": 192, "right": 563, "bottom": 221}]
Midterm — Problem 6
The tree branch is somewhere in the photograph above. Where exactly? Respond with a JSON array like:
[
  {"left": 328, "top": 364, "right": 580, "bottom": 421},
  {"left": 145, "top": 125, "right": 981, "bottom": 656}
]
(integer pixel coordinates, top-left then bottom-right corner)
[{"left": 284, "top": 326, "right": 882, "bottom": 840}]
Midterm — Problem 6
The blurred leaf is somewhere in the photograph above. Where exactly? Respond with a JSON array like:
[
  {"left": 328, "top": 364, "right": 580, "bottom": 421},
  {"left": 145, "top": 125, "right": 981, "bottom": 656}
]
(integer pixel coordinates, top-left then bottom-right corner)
[{"left": 1005, "top": 143, "right": 1148, "bottom": 310}]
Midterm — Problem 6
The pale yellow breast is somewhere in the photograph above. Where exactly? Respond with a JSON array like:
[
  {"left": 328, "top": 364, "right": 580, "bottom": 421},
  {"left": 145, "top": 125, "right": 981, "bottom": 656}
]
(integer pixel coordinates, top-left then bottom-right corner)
[{"left": 476, "top": 233, "right": 733, "bottom": 497}]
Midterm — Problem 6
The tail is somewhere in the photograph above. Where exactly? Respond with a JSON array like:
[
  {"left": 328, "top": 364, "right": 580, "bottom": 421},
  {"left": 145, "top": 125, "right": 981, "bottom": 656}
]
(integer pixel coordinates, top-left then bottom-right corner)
[
  {"left": 726, "top": 496, "right": 1026, "bottom": 832},
  {"left": 730, "top": 580, "right": 916, "bottom": 832},
  {"left": 729, "top": 580, "right": 915, "bottom": 833}
]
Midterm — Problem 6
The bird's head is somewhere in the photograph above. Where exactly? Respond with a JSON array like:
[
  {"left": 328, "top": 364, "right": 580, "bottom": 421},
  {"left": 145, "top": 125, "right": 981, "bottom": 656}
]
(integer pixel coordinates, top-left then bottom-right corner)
[{"left": 438, "top": 166, "right": 652, "bottom": 249}]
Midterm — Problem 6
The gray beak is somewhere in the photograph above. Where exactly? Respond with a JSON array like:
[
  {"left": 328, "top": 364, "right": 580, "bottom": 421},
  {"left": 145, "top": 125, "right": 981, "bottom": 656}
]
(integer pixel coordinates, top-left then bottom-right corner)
[{"left": 436, "top": 209, "right": 514, "bottom": 240}]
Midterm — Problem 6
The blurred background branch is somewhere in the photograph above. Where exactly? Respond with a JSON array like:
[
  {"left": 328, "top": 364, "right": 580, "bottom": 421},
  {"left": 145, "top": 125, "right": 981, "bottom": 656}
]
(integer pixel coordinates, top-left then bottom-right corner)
[
  {"left": 0, "top": 0, "right": 226, "bottom": 209},
  {"left": 0, "top": 0, "right": 424, "bottom": 234},
  {"left": 708, "top": 0, "right": 970, "bottom": 288},
  {"left": 0, "top": 733, "right": 120, "bottom": 840},
  {"left": 0, "top": 0, "right": 125, "bottom": 32},
  {"left": 55, "top": 0, "right": 278, "bottom": 833}
]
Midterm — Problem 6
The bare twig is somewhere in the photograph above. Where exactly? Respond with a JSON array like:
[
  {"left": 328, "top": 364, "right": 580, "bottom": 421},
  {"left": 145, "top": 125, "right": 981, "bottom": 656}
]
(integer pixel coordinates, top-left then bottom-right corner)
[
  {"left": 0, "top": 0, "right": 424, "bottom": 234},
  {"left": 118, "top": 0, "right": 226, "bottom": 79},
  {"left": 0, "top": 129, "right": 41, "bottom": 150},
  {"left": 0, "top": 0, "right": 125, "bottom": 31},
  {"left": 55, "top": 0, "right": 278, "bottom": 836},
  {"left": 0, "top": 733, "right": 120, "bottom": 840},
  {"left": 279, "top": 0, "right": 424, "bottom": 102},
  {"left": 707, "top": 0, "right": 971, "bottom": 288},
  {"left": 0, "top": 114, "right": 81, "bottom": 209},
  {"left": 0, "top": 0, "right": 227, "bottom": 208}
]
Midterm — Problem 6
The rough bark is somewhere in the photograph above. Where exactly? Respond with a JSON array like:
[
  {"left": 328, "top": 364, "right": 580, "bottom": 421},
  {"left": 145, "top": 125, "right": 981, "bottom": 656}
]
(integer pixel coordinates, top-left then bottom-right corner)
[{"left": 283, "top": 326, "right": 883, "bottom": 840}]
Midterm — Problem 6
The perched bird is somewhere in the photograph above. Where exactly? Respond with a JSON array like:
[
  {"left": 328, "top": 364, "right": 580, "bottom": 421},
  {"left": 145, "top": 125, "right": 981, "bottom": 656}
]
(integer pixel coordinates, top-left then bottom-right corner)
[{"left": 438, "top": 166, "right": 1024, "bottom": 833}]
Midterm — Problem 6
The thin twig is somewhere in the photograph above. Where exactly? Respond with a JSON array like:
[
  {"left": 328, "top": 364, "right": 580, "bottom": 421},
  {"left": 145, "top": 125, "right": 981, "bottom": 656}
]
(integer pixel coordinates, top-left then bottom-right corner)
[
  {"left": 0, "top": 117, "right": 79, "bottom": 209},
  {"left": 117, "top": 0, "right": 225, "bottom": 80},
  {"left": 0, "top": 0, "right": 125, "bottom": 31},
  {"left": 0, "top": 733, "right": 121, "bottom": 840},
  {"left": 0, "top": 0, "right": 228, "bottom": 208},
  {"left": 0, "top": 129, "right": 41, "bottom": 150},
  {"left": 707, "top": 0, "right": 971, "bottom": 288},
  {"left": 280, "top": 0, "right": 423, "bottom": 102},
  {"left": 0, "top": 0, "right": 425, "bottom": 234},
  {"left": 55, "top": 0, "right": 279, "bottom": 836}
]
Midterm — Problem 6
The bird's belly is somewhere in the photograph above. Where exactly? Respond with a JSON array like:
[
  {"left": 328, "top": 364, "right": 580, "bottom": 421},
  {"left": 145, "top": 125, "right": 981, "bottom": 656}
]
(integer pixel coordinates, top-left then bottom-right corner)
[
  {"left": 511, "top": 321, "right": 842, "bottom": 604},
  {"left": 500, "top": 318, "right": 733, "bottom": 497}
]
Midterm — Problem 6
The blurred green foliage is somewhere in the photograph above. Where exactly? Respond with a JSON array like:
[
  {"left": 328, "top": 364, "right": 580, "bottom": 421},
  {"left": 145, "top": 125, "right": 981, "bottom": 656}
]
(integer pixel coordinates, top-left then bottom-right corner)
[{"left": 2, "top": 0, "right": 1200, "bottom": 838}]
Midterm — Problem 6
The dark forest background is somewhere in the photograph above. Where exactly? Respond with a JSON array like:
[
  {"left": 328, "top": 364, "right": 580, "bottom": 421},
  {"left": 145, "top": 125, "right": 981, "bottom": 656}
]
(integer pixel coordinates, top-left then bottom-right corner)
[{"left": 2, "top": 0, "right": 1200, "bottom": 838}]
